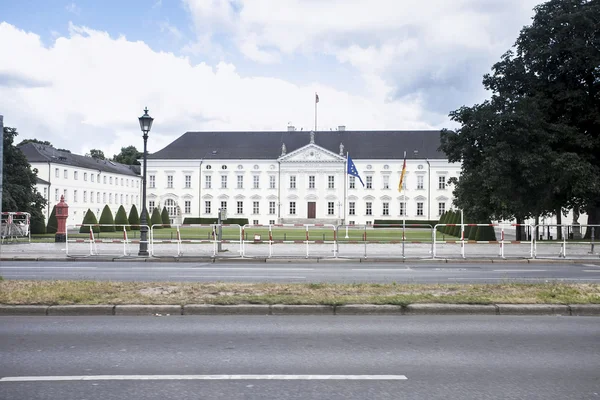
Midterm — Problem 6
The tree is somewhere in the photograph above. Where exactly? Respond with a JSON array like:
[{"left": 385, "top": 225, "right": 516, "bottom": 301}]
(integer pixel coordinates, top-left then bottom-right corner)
[
  {"left": 88, "top": 149, "right": 105, "bottom": 160},
  {"left": 46, "top": 205, "right": 57, "bottom": 234},
  {"left": 128, "top": 204, "right": 140, "bottom": 230},
  {"left": 3, "top": 127, "right": 47, "bottom": 232},
  {"left": 79, "top": 209, "right": 99, "bottom": 234},
  {"left": 161, "top": 207, "right": 171, "bottom": 228},
  {"left": 17, "top": 138, "right": 52, "bottom": 147},
  {"left": 440, "top": 0, "right": 600, "bottom": 238},
  {"left": 114, "top": 205, "right": 130, "bottom": 231},
  {"left": 112, "top": 146, "right": 141, "bottom": 165},
  {"left": 98, "top": 205, "right": 115, "bottom": 232}
]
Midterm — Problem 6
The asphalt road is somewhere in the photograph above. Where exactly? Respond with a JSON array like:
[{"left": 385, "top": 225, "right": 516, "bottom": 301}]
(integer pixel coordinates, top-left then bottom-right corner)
[
  {"left": 1, "top": 316, "right": 599, "bottom": 399},
  {"left": 1, "top": 260, "right": 600, "bottom": 283}
]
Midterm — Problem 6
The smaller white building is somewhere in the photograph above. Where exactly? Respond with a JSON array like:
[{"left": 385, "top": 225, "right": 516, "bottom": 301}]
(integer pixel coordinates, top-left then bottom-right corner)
[{"left": 20, "top": 143, "right": 142, "bottom": 227}]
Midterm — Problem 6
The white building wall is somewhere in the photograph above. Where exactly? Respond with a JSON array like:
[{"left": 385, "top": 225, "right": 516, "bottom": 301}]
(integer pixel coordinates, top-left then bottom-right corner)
[{"left": 31, "top": 161, "right": 142, "bottom": 227}]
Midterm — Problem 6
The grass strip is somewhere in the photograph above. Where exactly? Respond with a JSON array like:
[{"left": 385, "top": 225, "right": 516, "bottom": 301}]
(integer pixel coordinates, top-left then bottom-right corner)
[{"left": 1, "top": 281, "right": 599, "bottom": 306}]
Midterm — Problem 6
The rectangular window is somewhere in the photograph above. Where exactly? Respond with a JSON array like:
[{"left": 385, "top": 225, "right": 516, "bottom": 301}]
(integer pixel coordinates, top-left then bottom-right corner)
[
  {"left": 269, "top": 175, "right": 276, "bottom": 189},
  {"left": 237, "top": 201, "right": 244, "bottom": 214},
  {"left": 83, "top": 191, "right": 87, "bottom": 202},
  {"left": 439, "top": 176, "right": 446, "bottom": 190},
  {"left": 55, "top": 168, "right": 59, "bottom": 178},
  {"left": 289, "top": 176, "right": 296, "bottom": 189},
  {"left": 148, "top": 200, "right": 155, "bottom": 213},
  {"left": 438, "top": 202, "right": 446, "bottom": 216},
  {"left": 328, "top": 202, "right": 334, "bottom": 215},
  {"left": 349, "top": 221, "right": 355, "bottom": 226},
  {"left": 366, "top": 176, "right": 372, "bottom": 189},
  {"left": 205, "top": 175, "right": 212, "bottom": 189},
  {"left": 349, "top": 202, "right": 355, "bottom": 215},
  {"left": 167, "top": 175, "right": 173, "bottom": 188},
  {"left": 253, "top": 201, "right": 259, "bottom": 214},
  {"left": 74, "top": 171, "right": 78, "bottom": 180},
  {"left": 185, "top": 175, "right": 191, "bottom": 188},
  {"left": 366, "top": 220, "right": 372, "bottom": 226},
  {"left": 55, "top": 188, "right": 59, "bottom": 201},
  {"left": 269, "top": 201, "right": 276, "bottom": 214},
  {"left": 220, "top": 201, "right": 227, "bottom": 211},
  {"left": 417, "top": 175, "right": 424, "bottom": 189},
  {"left": 109, "top": 177, "right": 113, "bottom": 184},
  {"left": 400, "top": 202, "right": 406, "bottom": 216},
  {"left": 43, "top": 187, "right": 47, "bottom": 199},
  {"left": 63, "top": 189, "right": 67, "bottom": 201},
  {"left": 125, "top": 194, "right": 128, "bottom": 205},
  {"left": 349, "top": 176, "right": 355, "bottom": 189},
  {"left": 83, "top": 172, "right": 87, "bottom": 181},
  {"left": 366, "top": 202, "right": 372, "bottom": 215},
  {"left": 237, "top": 175, "right": 244, "bottom": 189},
  {"left": 126, "top": 179, "right": 129, "bottom": 187},
  {"left": 308, "top": 175, "right": 315, "bottom": 189},
  {"left": 103, "top": 176, "right": 107, "bottom": 184},
  {"left": 120, "top": 194, "right": 123, "bottom": 204},
  {"left": 109, "top": 193, "right": 113, "bottom": 204},
  {"left": 221, "top": 175, "right": 227, "bottom": 189},
  {"left": 91, "top": 174, "right": 94, "bottom": 182},
  {"left": 97, "top": 192, "right": 100, "bottom": 203},
  {"left": 90, "top": 191, "right": 94, "bottom": 203},
  {"left": 289, "top": 202, "right": 296, "bottom": 215},
  {"left": 64, "top": 169, "right": 68, "bottom": 179},
  {"left": 383, "top": 175, "right": 389, "bottom": 189},
  {"left": 417, "top": 202, "right": 424, "bottom": 216},
  {"left": 205, "top": 201, "right": 211, "bottom": 214},
  {"left": 185, "top": 201, "right": 191, "bottom": 214},
  {"left": 269, "top": 220, "right": 275, "bottom": 225},
  {"left": 149, "top": 175, "right": 155, "bottom": 188},
  {"left": 103, "top": 192, "right": 106, "bottom": 203},
  {"left": 253, "top": 175, "right": 259, "bottom": 189},
  {"left": 120, "top": 178, "right": 123, "bottom": 186},
  {"left": 328, "top": 176, "right": 335, "bottom": 189},
  {"left": 383, "top": 202, "right": 389, "bottom": 216}
]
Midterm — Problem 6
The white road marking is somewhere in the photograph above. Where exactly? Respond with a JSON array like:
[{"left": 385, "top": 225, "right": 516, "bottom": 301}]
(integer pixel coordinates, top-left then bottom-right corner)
[
  {"left": 451, "top": 278, "right": 600, "bottom": 281},
  {"left": 351, "top": 269, "right": 411, "bottom": 272},
  {"left": 0, "top": 267, "right": 97, "bottom": 269},
  {"left": 492, "top": 269, "right": 547, "bottom": 272},
  {"left": 0, "top": 374, "right": 407, "bottom": 382},
  {"left": 582, "top": 264, "right": 600, "bottom": 268},
  {"left": 174, "top": 275, "right": 306, "bottom": 279},
  {"left": 583, "top": 270, "right": 600, "bottom": 273}
]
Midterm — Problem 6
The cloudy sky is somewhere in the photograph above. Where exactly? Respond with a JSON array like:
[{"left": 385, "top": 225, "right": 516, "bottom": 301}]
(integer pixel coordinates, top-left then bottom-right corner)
[{"left": 1, "top": 0, "right": 541, "bottom": 157}]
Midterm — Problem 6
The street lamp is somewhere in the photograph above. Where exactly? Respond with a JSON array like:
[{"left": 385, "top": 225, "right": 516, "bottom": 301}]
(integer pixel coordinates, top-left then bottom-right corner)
[{"left": 138, "top": 107, "right": 154, "bottom": 256}]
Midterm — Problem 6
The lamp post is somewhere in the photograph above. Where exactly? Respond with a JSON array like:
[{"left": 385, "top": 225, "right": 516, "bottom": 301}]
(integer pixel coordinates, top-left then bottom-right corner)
[{"left": 138, "top": 107, "right": 154, "bottom": 256}]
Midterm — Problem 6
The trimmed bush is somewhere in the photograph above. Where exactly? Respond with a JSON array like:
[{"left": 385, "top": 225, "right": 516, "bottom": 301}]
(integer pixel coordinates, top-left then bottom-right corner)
[
  {"left": 98, "top": 205, "right": 115, "bottom": 232},
  {"left": 373, "top": 219, "right": 438, "bottom": 227},
  {"left": 29, "top": 210, "right": 46, "bottom": 235},
  {"left": 182, "top": 217, "right": 250, "bottom": 226},
  {"left": 79, "top": 209, "right": 100, "bottom": 233},
  {"left": 161, "top": 207, "right": 171, "bottom": 228},
  {"left": 115, "top": 205, "right": 130, "bottom": 231},
  {"left": 128, "top": 205, "right": 140, "bottom": 230},
  {"left": 150, "top": 208, "right": 163, "bottom": 228},
  {"left": 475, "top": 224, "right": 497, "bottom": 241},
  {"left": 46, "top": 206, "right": 57, "bottom": 234},
  {"left": 468, "top": 225, "right": 478, "bottom": 240}
]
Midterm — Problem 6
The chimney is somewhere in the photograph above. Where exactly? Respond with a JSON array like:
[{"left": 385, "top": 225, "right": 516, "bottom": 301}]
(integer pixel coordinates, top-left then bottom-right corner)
[{"left": 338, "top": 125, "right": 346, "bottom": 131}]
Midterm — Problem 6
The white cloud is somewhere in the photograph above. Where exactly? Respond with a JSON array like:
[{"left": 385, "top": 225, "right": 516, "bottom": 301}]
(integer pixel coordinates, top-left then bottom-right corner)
[
  {"left": 159, "top": 21, "right": 184, "bottom": 41},
  {"left": 0, "top": 21, "right": 431, "bottom": 160}
]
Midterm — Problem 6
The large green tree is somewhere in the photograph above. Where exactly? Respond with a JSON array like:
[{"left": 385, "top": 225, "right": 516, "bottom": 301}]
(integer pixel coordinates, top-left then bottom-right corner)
[
  {"left": 440, "top": 0, "right": 600, "bottom": 238},
  {"left": 2, "top": 127, "right": 47, "bottom": 233},
  {"left": 88, "top": 149, "right": 105, "bottom": 160},
  {"left": 112, "top": 145, "right": 141, "bottom": 165}
]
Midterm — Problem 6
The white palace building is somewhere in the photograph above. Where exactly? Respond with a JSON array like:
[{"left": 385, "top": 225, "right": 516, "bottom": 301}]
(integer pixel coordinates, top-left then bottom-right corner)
[{"left": 144, "top": 127, "right": 461, "bottom": 226}]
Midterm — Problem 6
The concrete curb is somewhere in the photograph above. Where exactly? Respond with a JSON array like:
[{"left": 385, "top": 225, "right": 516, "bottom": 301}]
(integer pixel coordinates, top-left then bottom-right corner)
[
  {"left": 47, "top": 305, "right": 114, "bottom": 316},
  {"left": 114, "top": 305, "right": 182, "bottom": 316},
  {"left": 184, "top": 304, "right": 270, "bottom": 315},
  {"left": 1, "top": 304, "right": 598, "bottom": 316},
  {"left": 405, "top": 303, "right": 497, "bottom": 315}
]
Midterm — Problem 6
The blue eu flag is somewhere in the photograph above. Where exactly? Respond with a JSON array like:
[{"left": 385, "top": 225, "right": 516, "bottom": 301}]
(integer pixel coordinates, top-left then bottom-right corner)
[{"left": 347, "top": 155, "right": 365, "bottom": 187}]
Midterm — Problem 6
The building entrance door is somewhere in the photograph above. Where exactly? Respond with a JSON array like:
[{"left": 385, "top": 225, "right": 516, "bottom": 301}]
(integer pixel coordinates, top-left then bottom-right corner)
[{"left": 307, "top": 202, "right": 316, "bottom": 219}]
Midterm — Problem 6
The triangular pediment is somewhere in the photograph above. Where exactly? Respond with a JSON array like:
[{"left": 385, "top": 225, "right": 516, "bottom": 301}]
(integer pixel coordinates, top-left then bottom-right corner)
[{"left": 278, "top": 144, "right": 344, "bottom": 163}]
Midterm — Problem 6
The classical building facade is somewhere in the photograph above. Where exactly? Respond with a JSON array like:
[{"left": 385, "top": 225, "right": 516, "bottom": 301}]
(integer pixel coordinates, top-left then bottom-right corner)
[
  {"left": 145, "top": 129, "right": 461, "bottom": 226},
  {"left": 20, "top": 143, "right": 142, "bottom": 227}
]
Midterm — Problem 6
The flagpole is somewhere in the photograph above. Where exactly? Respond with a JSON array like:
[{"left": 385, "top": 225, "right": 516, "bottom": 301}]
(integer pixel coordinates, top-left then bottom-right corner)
[
  {"left": 345, "top": 152, "right": 349, "bottom": 239},
  {"left": 314, "top": 92, "right": 318, "bottom": 131}
]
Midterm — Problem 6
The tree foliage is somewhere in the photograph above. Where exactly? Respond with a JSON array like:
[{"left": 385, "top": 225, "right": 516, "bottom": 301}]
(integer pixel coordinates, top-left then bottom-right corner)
[
  {"left": 112, "top": 145, "right": 141, "bottom": 165},
  {"left": 150, "top": 207, "right": 163, "bottom": 228},
  {"left": 128, "top": 204, "right": 140, "bottom": 230},
  {"left": 46, "top": 205, "right": 57, "bottom": 234},
  {"left": 98, "top": 205, "right": 115, "bottom": 232},
  {"left": 17, "top": 138, "right": 53, "bottom": 147},
  {"left": 79, "top": 209, "right": 100, "bottom": 234},
  {"left": 3, "top": 127, "right": 47, "bottom": 232},
  {"left": 88, "top": 149, "right": 105, "bottom": 160},
  {"left": 440, "top": 0, "right": 600, "bottom": 232},
  {"left": 161, "top": 207, "right": 171, "bottom": 228},
  {"left": 115, "top": 205, "right": 130, "bottom": 231}
]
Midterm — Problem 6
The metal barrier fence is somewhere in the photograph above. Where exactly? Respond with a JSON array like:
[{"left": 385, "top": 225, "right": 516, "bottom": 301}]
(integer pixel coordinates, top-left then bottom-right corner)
[
  {"left": 1, "top": 211, "right": 31, "bottom": 243},
  {"left": 60, "top": 223, "right": 600, "bottom": 260},
  {"left": 66, "top": 224, "right": 148, "bottom": 257},
  {"left": 335, "top": 224, "right": 434, "bottom": 259}
]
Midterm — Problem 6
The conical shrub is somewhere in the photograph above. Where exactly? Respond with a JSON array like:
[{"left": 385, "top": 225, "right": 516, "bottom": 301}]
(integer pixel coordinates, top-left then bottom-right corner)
[
  {"left": 79, "top": 209, "right": 99, "bottom": 233},
  {"left": 150, "top": 207, "right": 163, "bottom": 228},
  {"left": 46, "top": 205, "right": 57, "bottom": 234},
  {"left": 161, "top": 207, "right": 171, "bottom": 228},
  {"left": 115, "top": 205, "right": 130, "bottom": 231},
  {"left": 98, "top": 205, "right": 115, "bottom": 232},
  {"left": 128, "top": 204, "right": 140, "bottom": 230}
]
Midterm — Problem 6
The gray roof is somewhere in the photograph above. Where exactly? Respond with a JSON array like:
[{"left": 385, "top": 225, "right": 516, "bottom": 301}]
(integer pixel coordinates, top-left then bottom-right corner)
[
  {"left": 35, "top": 177, "right": 50, "bottom": 186},
  {"left": 148, "top": 130, "right": 445, "bottom": 160},
  {"left": 19, "top": 143, "right": 139, "bottom": 176}
]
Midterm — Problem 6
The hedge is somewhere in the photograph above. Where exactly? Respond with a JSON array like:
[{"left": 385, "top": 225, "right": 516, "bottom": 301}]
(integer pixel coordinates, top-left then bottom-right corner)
[
  {"left": 161, "top": 207, "right": 171, "bottom": 228},
  {"left": 79, "top": 209, "right": 100, "bottom": 233},
  {"left": 115, "top": 205, "right": 130, "bottom": 231},
  {"left": 46, "top": 206, "right": 57, "bottom": 234},
  {"left": 150, "top": 208, "right": 163, "bottom": 228},
  {"left": 128, "top": 205, "right": 140, "bottom": 230},
  {"left": 373, "top": 219, "right": 438, "bottom": 227},
  {"left": 182, "top": 217, "right": 250, "bottom": 226},
  {"left": 99, "top": 205, "right": 115, "bottom": 232}
]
